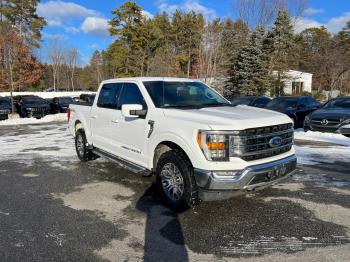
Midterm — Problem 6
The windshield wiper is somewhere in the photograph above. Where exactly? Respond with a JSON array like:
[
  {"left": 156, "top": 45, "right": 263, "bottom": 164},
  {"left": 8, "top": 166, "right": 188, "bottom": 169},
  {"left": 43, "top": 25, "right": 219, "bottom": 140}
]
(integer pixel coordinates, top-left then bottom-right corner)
[
  {"left": 161, "top": 104, "right": 203, "bottom": 109},
  {"left": 202, "top": 103, "right": 232, "bottom": 107}
]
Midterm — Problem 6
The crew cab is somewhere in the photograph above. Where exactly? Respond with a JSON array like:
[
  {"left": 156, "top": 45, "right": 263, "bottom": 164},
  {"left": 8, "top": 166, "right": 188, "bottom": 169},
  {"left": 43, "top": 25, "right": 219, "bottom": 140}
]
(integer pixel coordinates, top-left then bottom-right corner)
[{"left": 68, "top": 78, "right": 297, "bottom": 207}]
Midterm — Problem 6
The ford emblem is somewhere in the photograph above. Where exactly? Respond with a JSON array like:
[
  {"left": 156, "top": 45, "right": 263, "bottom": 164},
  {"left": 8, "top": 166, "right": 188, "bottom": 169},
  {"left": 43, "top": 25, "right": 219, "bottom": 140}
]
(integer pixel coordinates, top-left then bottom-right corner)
[{"left": 269, "top": 136, "right": 283, "bottom": 148}]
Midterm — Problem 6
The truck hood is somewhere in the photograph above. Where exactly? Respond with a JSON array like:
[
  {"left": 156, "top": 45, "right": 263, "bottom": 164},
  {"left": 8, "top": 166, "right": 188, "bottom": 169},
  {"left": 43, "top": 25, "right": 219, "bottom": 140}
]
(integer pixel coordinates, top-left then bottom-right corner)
[{"left": 163, "top": 105, "right": 292, "bottom": 130}]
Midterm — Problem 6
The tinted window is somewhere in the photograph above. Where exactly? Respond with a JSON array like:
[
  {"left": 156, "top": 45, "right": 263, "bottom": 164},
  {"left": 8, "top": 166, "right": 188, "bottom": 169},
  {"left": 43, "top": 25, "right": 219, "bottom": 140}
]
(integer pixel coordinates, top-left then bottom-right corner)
[
  {"left": 230, "top": 97, "right": 254, "bottom": 106},
  {"left": 118, "top": 83, "right": 146, "bottom": 109},
  {"left": 266, "top": 98, "right": 298, "bottom": 109},
  {"left": 97, "top": 83, "right": 123, "bottom": 109},
  {"left": 254, "top": 97, "right": 271, "bottom": 106},
  {"left": 59, "top": 97, "right": 75, "bottom": 104},
  {"left": 323, "top": 98, "right": 350, "bottom": 109},
  {"left": 0, "top": 99, "right": 11, "bottom": 107}
]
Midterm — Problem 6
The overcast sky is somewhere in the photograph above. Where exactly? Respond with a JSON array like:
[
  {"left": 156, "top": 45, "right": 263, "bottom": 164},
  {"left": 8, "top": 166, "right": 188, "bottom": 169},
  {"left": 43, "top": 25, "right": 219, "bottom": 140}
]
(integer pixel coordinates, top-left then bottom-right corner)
[{"left": 36, "top": 0, "right": 350, "bottom": 65}]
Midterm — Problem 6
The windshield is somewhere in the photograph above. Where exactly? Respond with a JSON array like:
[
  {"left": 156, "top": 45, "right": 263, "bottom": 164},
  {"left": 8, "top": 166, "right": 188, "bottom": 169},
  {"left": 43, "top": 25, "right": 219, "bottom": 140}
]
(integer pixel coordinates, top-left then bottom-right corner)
[
  {"left": 143, "top": 81, "right": 230, "bottom": 108},
  {"left": 0, "top": 99, "right": 10, "bottom": 107},
  {"left": 23, "top": 97, "right": 47, "bottom": 105},
  {"left": 266, "top": 98, "right": 298, "bottom": 109},
  {"left": 230, "top": 97, "right": 254, "bottom": 106},
  {"left": 323, "top": 98, "right": 350, "bottom": 109},
  {"left": 59, "top": 97, "right": 74, "bottom": 104}
]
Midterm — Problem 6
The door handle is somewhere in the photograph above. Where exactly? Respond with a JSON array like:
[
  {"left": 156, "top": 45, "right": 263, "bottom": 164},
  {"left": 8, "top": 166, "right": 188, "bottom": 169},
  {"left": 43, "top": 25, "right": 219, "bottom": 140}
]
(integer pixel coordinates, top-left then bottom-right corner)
[
  {"left": 91, "top": 115, "right": 97, "bottom": 119},
  {"left": 111, "top": 119, "right": 119, "bottom": 123}
]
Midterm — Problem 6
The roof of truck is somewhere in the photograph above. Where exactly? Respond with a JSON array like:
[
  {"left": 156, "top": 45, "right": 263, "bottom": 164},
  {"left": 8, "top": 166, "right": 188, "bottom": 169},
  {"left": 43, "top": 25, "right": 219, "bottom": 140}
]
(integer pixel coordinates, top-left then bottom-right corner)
[{"left": 102, "top": 77, "right": 199, "bottom": 83}]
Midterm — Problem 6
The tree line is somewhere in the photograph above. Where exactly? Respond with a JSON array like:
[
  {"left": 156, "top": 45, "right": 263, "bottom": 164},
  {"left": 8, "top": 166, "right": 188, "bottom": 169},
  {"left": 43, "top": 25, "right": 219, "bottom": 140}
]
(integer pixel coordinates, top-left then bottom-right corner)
[{"left": 1, "top": 0, "right": 350, "bottom": 98}]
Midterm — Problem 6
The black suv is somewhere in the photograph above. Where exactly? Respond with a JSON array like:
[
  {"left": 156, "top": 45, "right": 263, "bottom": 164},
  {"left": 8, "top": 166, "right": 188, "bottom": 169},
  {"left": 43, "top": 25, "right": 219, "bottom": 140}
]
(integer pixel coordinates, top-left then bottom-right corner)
[
  {"left": 50, "top": 96, "right": 76, "bottom": 114},
  {"left": 265, "top": 96, "right": 320, "bottom": 127},
  {"left": 15, "top": 95, "right": 51, "bottom": 118},
  {"left": 0, "top": 97, "right": 12, "bottom": 120},
  {"left": 304, "top": 97, "right": 350, "bottom": 137},
  {"left": 230, "top": 96, "right": 271, "bottom": 108}
]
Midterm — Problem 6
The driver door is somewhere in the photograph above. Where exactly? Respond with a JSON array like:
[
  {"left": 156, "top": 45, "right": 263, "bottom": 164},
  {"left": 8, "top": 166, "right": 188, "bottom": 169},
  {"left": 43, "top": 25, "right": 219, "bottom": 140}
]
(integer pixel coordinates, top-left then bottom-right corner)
[{"left": 112, "top": 82, "right": 149, "bottom": 167}]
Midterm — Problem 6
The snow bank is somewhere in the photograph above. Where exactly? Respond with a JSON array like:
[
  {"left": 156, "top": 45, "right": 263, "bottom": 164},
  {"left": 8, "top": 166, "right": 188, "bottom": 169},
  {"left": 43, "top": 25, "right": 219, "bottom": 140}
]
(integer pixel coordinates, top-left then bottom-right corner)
[
  {"left": 0, "top": 113, "right": 67, "bottom": 126},
  {"left": 0, "top": 91, "right": 95, "bottom": 99},
  {"left": 294, "top": 129, "right": 350, "bottom": 146}
]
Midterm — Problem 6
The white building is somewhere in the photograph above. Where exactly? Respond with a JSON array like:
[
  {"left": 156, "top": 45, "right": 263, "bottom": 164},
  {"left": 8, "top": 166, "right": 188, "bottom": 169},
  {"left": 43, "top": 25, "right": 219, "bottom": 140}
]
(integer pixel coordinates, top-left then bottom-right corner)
[{"left": 273, "top": 70, "right": 313, "bottom": 95}]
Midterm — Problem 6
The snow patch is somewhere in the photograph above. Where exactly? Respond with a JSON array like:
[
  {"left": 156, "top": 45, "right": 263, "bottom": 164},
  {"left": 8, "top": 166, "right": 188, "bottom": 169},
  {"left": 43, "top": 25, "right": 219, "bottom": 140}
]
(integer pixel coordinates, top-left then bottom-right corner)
[
  {"left": 0, "top": 114, "right": 67, "bottom": 126},
  {"left": 295, "top": 129, "right": 350, "bottom": 146}
]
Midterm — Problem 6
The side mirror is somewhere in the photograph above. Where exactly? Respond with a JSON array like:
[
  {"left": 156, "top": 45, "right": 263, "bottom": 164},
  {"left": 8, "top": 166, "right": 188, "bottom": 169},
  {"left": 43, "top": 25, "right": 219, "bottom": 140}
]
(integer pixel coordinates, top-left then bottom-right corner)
[{"left": 121, "top": 104, "right": 147, "bottom": 118}]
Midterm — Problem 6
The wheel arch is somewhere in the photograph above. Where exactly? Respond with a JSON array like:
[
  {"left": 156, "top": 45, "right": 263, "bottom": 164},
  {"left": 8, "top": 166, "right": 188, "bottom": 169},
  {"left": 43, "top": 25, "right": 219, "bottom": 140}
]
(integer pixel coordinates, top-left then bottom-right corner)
[{"left": 152, "top": 140, "right": 193, "bottom": 171}]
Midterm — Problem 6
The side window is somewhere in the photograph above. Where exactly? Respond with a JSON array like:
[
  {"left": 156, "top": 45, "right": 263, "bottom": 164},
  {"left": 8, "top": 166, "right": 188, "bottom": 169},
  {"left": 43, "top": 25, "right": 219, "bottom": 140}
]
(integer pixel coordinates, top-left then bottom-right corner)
[
  {"left": 254, "top": 98, "right": 269, "bottom": 106},
  {"left": 97, "top": 83, "right": 123, "bottom": 109},
  {"left": 118, "top": 83, "right": 146, "bottom": 109}
]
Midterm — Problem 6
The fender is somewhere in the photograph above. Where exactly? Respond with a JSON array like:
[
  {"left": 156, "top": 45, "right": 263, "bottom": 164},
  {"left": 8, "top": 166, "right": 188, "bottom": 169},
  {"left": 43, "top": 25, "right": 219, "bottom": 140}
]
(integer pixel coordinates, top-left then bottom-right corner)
[{"left": 147, "top": 131, "right": 197, "bottom": 169}]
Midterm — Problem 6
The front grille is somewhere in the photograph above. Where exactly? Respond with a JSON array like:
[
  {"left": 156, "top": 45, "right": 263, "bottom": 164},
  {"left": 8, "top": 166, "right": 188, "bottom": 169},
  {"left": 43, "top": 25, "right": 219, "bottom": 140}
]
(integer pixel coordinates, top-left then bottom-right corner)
[
  {"left": 230, "top": 124, "right": 294, "bottom": 161},
  {"left": 311, "top": 118, "right": 341, "bottom": 127}
]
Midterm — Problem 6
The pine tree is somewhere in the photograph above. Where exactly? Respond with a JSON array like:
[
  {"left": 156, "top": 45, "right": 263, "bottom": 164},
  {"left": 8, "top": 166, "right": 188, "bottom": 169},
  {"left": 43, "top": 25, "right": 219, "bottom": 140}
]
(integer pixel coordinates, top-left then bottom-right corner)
[
  {"left": 266, "top": 9, "right": 295, "bottom": 96},
  {"left": 0, "top": 0, "right": 46, "bottom": 48},
  {"left": 225, "top": 26, "right": 270, "bottom": 97}
]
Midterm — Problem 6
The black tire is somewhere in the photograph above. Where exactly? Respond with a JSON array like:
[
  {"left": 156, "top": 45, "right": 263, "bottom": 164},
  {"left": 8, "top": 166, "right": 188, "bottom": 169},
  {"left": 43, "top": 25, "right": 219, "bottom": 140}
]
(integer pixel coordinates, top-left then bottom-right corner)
[
  {"left": 344, "top": 134, "right": 350, "bottom": 138},
  {"left": 156, "top": 149, "right": 199, "bottom": 208},
  {"left": 75, "top": 129, "right": 95, "bottom": 162}
]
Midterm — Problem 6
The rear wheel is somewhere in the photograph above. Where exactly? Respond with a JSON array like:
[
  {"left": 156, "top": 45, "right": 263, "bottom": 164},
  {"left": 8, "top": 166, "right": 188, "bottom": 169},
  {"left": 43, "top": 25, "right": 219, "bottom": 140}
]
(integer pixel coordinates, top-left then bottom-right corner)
[
  {"left": 344, "top": 134, "right": 350, "bottom": 138},
  {"left": 75, "top": 129, "right": 96, "bottom": 162},
  {"left": 156, "top": 149, "right": 199, "bottom": 208}
]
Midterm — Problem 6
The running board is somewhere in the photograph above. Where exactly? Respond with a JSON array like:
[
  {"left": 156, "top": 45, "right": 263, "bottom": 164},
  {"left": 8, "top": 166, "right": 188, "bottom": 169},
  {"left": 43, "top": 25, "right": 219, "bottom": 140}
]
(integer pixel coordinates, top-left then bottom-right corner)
[{"left": 93, "top": 148, "right": 152, "bottom": 177}]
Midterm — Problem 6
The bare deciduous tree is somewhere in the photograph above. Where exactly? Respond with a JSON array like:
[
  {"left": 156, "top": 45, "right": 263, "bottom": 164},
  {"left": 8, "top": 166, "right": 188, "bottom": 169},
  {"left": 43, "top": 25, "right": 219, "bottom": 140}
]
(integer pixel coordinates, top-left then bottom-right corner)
[
  {"left": 48, "top": 38, "right": 64, "bottom": 91},
  {"left": 234, "top": 0, "right": 307, "bottom": 28},
  {"left": 65, "top": 47, "right": 80, "bottom": 91}
]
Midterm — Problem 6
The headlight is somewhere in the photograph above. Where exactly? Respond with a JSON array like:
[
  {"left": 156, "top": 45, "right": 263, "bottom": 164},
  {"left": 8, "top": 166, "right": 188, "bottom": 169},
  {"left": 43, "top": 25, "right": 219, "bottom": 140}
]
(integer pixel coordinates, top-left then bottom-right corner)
[
  {"left": 304, "top": 115, "right": 310, "bottom": 123},
  {"left": 342, "top": 118, "right": 350, "bottom": 125},
  {"left": 197, "top": 131, "right": 229, "bottom": 161}
]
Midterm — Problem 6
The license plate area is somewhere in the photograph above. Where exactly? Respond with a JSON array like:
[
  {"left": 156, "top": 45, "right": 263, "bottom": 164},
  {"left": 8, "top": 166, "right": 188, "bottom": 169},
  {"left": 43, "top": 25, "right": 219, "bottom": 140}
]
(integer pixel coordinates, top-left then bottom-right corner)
[{"left": 248, "top": 160, "right": 296, "bottom": 185}]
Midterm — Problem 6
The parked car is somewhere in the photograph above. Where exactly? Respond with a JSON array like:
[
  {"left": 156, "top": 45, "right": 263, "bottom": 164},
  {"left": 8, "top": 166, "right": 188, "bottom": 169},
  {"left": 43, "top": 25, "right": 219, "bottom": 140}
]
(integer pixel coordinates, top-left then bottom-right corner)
[
  {"left": 50, "top": 96, "right": 76, "bottom": 114},
  {"left": 265, "top": 96, "right": 320, "bottom": 127},
  {"left": 230, "top": 96, "right": 271, "bottom": 108},
  {"left": 304, "top": 97, "right": 350, "bottom": 137},
  {"left": 0, "top": 97, "right": 12, "bottom": 120},
  {"left": 68, "top": 77, "right": 296, "bottom": 208},
  {"left": 15, "top": 95, "right": 51, "bottom": 118},
  {"left": 79, "top": 94, "right": 96, "bottom": 105}
]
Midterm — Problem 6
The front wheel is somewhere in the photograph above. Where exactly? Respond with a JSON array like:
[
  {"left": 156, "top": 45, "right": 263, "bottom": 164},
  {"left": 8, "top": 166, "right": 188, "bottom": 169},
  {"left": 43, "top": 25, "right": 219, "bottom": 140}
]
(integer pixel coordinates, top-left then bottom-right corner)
[
  {"left": 75, "top": 129, "right": 96, "bottom": 162},
  {"left": 156, "top": 149, "right": 199, "bottom": 208}
]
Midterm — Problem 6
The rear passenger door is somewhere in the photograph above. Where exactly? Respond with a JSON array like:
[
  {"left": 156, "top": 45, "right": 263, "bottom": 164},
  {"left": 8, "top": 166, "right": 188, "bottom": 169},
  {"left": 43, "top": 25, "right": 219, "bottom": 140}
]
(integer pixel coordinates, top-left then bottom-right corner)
[
  {"left": 90, "top": 83, "right": 123, "bottom": 153},
  {"left": 113, "top": 82, "right": 149, "bottom": 167}
]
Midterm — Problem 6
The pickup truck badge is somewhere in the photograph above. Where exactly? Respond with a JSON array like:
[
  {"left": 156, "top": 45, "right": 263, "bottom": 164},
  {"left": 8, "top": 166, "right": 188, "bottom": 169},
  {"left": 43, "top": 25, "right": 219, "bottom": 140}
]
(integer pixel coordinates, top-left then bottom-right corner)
[{"left": 269, "top": 136, "right": 283, "bottom": 148}]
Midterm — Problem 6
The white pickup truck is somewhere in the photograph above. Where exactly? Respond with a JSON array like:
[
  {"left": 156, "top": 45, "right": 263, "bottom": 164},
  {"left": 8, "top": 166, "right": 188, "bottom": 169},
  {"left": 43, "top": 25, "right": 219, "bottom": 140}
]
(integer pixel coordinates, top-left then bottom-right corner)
[{"left": 68, "top": 77, "right": 297, "bottom": 207}]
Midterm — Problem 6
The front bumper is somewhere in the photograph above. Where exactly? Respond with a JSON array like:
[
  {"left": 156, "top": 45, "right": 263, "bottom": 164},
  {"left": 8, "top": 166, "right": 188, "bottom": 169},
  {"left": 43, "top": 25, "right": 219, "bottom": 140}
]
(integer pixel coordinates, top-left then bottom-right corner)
[{"left": 194, "top": 155, "right": 297, "bottom": 201}]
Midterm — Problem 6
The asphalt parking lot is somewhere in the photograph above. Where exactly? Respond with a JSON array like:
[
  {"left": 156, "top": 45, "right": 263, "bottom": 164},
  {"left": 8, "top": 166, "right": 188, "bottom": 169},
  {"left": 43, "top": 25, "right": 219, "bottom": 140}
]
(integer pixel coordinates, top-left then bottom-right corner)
[{"left": 0, "top": 123, "right": 349, "bottom": 262}]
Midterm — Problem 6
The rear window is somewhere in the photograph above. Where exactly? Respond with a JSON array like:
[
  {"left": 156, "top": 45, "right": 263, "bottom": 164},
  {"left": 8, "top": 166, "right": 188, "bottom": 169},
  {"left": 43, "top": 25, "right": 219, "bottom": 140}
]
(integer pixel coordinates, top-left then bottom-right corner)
[{"left": 0, "top": 99, "right": 10, "bottom": 107}]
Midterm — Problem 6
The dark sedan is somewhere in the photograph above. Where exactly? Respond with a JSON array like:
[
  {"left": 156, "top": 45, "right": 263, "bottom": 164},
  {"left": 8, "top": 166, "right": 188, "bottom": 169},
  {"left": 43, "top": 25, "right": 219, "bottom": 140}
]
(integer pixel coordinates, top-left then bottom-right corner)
[
  {"left": 230, "top": 96, "right": 271, "bottom": 108},
  {"left": 0, "top": 97, "right": 12, "bottom": 120},
  {"left": 50, "top": 96, "right": 76, "bottom": 114},
  {"left": 265, "top": 96, "right": 320, "bottom": 128},
  {"left": 304, "top": 97, "right": 350, "bottom": 137},
  {"left": 16, "top": 95, "right": 51, "bottom": 119}
]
